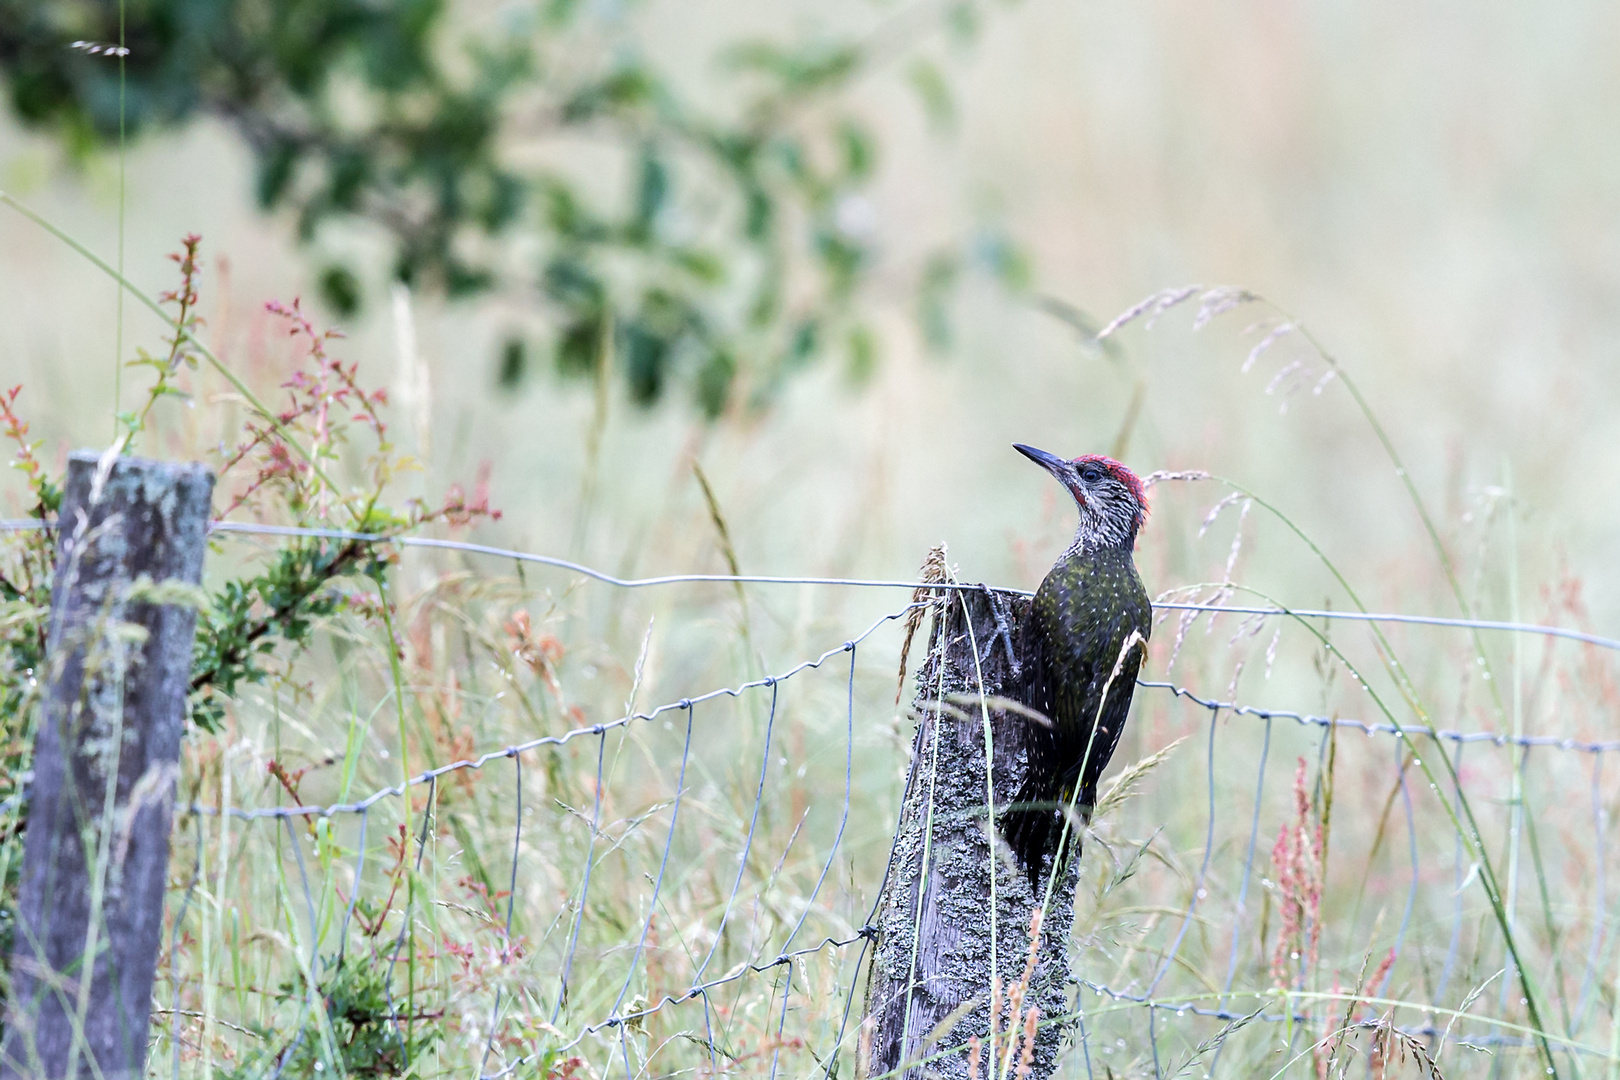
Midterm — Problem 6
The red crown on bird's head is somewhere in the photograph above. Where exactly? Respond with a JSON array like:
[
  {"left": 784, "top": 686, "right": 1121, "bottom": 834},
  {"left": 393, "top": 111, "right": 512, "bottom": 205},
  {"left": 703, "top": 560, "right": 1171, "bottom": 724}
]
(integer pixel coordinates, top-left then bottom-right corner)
[{"left": 1071, "top": 454, "right": 1150, "bottom": 516}]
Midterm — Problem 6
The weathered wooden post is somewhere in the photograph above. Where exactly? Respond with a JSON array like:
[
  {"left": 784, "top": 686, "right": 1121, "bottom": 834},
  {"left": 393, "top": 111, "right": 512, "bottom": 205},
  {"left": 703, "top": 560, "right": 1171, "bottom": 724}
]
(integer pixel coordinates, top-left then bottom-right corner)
[
  {"left": 864, "top": 588, "right": 1082, "bottom": 1080},
  {"left": 0, "top": 451, "right": 213, "bottom": 1080}
]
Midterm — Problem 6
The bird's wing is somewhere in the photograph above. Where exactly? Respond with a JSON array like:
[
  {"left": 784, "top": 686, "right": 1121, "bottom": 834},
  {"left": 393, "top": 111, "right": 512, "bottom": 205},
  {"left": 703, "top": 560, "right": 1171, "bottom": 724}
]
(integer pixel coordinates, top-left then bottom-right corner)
[
  {"left": 1005, "top": 610, "right": 1064, "bottom": 889},
  {"left": 1016, "top": 609, "right": 1060, "bottom": 803},
  {"left": 1074, "top": 619, "right": 1147, "bottom": 805},
  {"left": 1051, "top": 569, "right": 1150, "bottom": 796}
]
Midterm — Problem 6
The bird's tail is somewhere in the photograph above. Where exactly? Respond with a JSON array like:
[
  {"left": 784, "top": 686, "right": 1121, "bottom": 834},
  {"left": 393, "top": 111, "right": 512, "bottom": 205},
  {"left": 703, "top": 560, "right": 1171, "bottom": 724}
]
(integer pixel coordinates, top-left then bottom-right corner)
[{"left": 1002, "top": 783, "right": 1085, "bottom": 894}]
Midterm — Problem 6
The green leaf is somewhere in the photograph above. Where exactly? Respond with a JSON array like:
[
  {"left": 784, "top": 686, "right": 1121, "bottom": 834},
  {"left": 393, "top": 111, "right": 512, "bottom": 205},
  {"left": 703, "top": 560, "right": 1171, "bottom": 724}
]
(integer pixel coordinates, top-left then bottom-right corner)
[
  {"left": 918, "top": 251, "right": 960, "bottom": 353},
  {"left": 622, "top": 320, "right": 669, "bottom": 405},
  {"left": 907, "top": 59, "right": 956, "bottom": 132},
  {"left": 633, "top": 145, "right": 669, "bottom": 238},
  {"left": 556, "top": 317, "right": 604, "bottom": 379},
  {"left": 838, "top": 120, "right": 875, "bottom": 180},
  {"left": 256, "top": 138, "right": 299, "bottom": 210},
  {"left": 320, "top": 265, "right": 362, "bottom": 318},
  {"left": 846, "top": 323, "right": 877, "bottom": 383},
  {"left": 695, "top": 348, "right": 736, "bottom": 418},
  {"left": 788, "top": 318, "right": 818, "bottom": 367},
  {"left": 498, "top": 336, "right": 527, "bottom": 390},
  {"left": 671, "top": 248, "right": 725, "bottom": 284},
  {"left": 975, "top": 229, "right": 1032, "bottom": 291}
]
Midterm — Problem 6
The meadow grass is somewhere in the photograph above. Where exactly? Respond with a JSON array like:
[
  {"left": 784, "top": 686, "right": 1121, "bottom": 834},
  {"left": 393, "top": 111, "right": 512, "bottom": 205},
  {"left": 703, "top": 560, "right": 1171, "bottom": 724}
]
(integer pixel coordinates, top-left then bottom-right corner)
[{"left": 1, "top": 201, "right": 1617, "bottom": 1080}]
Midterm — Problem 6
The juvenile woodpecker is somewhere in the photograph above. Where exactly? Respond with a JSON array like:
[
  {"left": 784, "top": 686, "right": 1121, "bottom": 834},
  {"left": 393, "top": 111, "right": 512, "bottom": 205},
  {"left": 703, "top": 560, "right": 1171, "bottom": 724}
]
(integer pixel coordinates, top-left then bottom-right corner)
[{"left": 1006, "top": 444, "right": 1152, "bottom": 891}]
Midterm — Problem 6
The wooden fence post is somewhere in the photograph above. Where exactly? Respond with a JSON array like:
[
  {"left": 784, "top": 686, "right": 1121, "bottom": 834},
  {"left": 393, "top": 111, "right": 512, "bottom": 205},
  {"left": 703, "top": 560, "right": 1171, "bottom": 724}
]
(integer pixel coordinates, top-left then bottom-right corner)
[
  {"left": 863, "top": 588, "right": 1082, "bottom": 1080},
  {"left": 0, "top": 450, "right": 214, "bottom": 1080}
]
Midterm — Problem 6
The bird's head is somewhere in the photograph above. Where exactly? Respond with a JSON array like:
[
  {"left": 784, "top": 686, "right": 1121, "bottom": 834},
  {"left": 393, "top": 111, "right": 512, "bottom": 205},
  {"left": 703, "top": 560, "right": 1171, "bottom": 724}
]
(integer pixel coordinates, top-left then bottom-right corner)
[{"left": 1014, "top": 444, "right": 1149, "bottom": 553}]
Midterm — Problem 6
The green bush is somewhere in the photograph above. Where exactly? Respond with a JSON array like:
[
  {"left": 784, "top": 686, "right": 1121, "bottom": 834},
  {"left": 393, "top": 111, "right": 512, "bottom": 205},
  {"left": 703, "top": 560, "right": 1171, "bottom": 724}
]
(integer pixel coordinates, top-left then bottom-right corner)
[{"left": 0, "top": 0, "right": 997, "bottom": 415}]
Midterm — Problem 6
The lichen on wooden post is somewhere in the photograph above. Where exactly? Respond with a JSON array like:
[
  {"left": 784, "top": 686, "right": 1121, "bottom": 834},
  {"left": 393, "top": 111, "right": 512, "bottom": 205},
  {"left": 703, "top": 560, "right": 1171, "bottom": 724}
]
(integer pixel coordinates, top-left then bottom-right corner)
[
  {"left": 863, "top": 587, "right": 1082, "bottom": 1080},
  {"left": 0, "top": 451, "right": 214, "bottom": 1080}
]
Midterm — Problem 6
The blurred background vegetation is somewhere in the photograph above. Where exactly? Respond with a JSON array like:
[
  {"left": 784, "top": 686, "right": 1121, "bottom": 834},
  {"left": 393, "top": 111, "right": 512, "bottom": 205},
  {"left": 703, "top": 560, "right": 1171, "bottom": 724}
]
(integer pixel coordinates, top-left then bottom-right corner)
[
  {"left": 3, "top": 0, "right": 1616, "bottom": 616},
  {"left": 1, "top": 0, "right": 1029, "bottom": 418},
  {"left": 2, "top": 2, "right": 1619, "bottom": 1077}
]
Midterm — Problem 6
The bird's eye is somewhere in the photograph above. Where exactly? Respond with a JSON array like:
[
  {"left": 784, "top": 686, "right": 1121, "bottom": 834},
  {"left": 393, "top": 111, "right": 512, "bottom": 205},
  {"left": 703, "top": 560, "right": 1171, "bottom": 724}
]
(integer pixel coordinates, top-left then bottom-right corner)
[{"left": 1079, "top": 464, "right": 1104, "bottom": 484}]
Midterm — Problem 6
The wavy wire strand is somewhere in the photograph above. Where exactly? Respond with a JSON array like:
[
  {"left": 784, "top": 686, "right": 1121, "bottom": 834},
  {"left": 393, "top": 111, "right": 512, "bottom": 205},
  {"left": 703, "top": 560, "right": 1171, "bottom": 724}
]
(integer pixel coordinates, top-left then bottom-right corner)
[
  {"left": 480, "top": 931, "right": 870, "bottom": 1079},
  {"left": 1140, "top": 680, "right": 1620, "bottom": 752},
  {"left": 6, "top": 518, "right": 1619, "bottom": 649},
  {"left": 184, "top": 606, "right": 917, "bottom": 822}
]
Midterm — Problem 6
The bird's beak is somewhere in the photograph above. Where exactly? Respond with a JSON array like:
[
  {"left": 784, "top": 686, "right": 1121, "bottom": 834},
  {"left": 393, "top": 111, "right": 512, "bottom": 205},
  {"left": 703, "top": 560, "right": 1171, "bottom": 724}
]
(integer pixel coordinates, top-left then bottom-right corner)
[{"left": 1013, "top": 443, "right": 1068, "bottom": 476}]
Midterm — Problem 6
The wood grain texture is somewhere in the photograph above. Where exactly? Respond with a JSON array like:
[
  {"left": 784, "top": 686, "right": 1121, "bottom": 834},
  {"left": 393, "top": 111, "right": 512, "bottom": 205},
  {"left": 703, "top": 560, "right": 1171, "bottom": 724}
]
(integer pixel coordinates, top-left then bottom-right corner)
[
  {"left": 1, "top": 451, "right": 213, "bottom": 1080},
  {"left": 863, "top": 587, "right": 1081, "bottom": 1080}
]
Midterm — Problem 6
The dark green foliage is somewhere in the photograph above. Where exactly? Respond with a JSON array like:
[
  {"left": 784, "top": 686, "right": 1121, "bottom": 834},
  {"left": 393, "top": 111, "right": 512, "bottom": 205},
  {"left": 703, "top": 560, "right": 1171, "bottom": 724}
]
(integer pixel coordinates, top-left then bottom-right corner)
[
  {"left": 497, "top": 336, "right": 527, "bottom": 391},
  {"left": 220, "top": 956, "right": 439, "bottom": 1080},
  {"left": 319, "top": 265, "right": 361, "bottom": 318},
  {"left": 695, "top": 347, "right": 737, "bottom": 419},
  {"left": 0, "top": 0, "right": 975, "bottom": 415},
  {"left": 188, "top": 539, "right": 386, "bottom": 733},
  {"left": 0, "top": 393, "right": 63, "bottom": 998},
  {"left": 0, "top": 515, "right": 49, "bottom": 1005},
  {"left": 0, "top": 248, "right": 506, "bottom": 1058}
]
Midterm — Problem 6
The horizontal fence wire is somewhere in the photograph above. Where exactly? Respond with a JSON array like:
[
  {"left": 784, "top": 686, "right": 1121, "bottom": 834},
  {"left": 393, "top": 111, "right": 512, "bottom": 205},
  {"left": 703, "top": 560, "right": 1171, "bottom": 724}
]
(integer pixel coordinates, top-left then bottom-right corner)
[
  {"left": 5, "top": 516, "right": 1615, "bottom": 1078},
  {"left": 5, "top": 517, "right": 1620, "bottom": 650},
  {"left": 176, "top": 674, "right": 1620, "bottom": 824},
  {"left": 180, "top": 603, "right": 914, "bottom": 820}
]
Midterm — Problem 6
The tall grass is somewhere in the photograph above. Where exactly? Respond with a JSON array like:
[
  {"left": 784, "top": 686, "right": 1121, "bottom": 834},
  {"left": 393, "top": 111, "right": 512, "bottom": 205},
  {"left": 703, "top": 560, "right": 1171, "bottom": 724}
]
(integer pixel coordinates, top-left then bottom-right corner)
[
  {"left": 4, "top": 58, "right": 1620, "bottom": 1072},
  {"left": 0, "top": 254, "right": 1609, "bottom": 1080}
]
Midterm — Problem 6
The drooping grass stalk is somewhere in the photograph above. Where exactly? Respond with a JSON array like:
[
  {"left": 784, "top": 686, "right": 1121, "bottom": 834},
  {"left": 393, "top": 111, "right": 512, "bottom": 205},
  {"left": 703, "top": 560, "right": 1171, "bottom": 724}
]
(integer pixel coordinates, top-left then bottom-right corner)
[
  {"left": 1277, "top": 313, "right": 1509, "bottom": 723},
  {"left": 694, "top": 459, "right": 765, "bottom": 681},
  {"left": 1209, "top": 476, "right": 1428, "bottom": 715},
  {"left": 1112, "top": 289, "right": 1512, "bottom": 722}
]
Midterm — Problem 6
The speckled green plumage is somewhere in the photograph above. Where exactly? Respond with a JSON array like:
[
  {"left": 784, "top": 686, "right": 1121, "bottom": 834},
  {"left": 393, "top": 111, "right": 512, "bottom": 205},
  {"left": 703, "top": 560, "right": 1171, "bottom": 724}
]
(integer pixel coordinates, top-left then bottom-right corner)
[{"left": 1009, "top": 544, "right": 1152, "bottom": 887}]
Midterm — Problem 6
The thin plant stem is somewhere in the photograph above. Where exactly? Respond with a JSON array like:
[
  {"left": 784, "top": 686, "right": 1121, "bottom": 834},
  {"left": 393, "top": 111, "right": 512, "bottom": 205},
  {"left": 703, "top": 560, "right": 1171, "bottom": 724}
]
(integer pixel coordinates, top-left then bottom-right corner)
[
  {"left": 1224, "top": 580, "right": 1560, "bottom": 1078},
  {"left": 1276, "top": 311, "right": 1509, "bottom": 721},
  {"left": 0, "top": 191, "right": 354, "bottom": 516},
  {"left": 375, "top": 578, "right": 416, "bottom": 1042},
  {"left": 113, "top": 0, "right": 126, "bottom": 440}
]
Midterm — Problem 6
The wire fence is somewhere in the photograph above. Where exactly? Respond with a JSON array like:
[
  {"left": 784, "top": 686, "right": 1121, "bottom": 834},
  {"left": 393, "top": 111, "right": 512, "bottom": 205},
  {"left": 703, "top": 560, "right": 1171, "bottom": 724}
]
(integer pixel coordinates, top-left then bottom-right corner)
[{"left": 9, "top": 519, "right": 1611, "bottom": 1079}]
